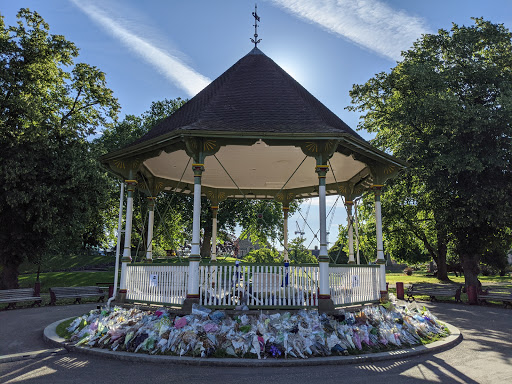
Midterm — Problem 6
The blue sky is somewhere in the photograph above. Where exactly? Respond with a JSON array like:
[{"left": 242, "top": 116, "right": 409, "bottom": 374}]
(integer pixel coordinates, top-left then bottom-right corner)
[{"left": 2, "top": 0, "right": 511, "bottom": 250}]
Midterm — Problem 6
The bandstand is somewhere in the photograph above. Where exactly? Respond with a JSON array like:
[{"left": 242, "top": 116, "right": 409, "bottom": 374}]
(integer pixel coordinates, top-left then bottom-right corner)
[{"left": 100, "top": 46, "right": 406, "bottom": 312}]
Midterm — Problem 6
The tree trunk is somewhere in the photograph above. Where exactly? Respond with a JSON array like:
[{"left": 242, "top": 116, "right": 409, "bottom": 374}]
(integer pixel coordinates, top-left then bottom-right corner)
[
  {"left": 436, "top": 229, "right": 449, "bottom": 281},
  {"left": 201, "top": 221, "right": 212, "bottom": 259},
  {"left": 0, "top": 260, "right": 21, "bottom": 289},
  {"left": 461, "top": 253, "right": 480, "bottom": 288}
]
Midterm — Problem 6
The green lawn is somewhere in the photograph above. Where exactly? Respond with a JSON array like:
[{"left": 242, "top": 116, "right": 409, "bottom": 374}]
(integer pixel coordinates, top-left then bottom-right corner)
[
  {"left": 386, "top": 271, "right": 512, "bottom": 286},
  {"left": 19, "top": 251, "right": 115, "bottom": 274},
  {"left": 19, "top": 270, "right": 117, "bottom": 293}
]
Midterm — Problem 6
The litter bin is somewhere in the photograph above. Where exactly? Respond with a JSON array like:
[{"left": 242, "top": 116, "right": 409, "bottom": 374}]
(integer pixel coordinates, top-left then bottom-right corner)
[{"left": 396, "top": 282, "right": 404, "bottom": 300}]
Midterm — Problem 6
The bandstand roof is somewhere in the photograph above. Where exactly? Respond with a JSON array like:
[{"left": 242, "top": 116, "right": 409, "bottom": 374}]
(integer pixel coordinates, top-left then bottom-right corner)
[{"left": 101, "top": 47, "right": 406, "bottom": 201}]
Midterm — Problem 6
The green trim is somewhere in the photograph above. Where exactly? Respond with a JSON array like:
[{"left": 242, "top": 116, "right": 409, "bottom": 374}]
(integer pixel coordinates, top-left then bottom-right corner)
[
  {"left": 125, "top": 299, "right": 184, "bottom": 307},
  {"left": 334, "top": 300, "right": 380, "bottom": 308},
  {"left": 127, "top": 262, "right": 379, "bottom": 268},
  {"left": 218, "top": 262, "right": 320, "bottom": 267},
  {"left": 128, "top": 262, "right": 189, "bottom": 266},
  {"left": 100, "top": 132, "right": 406, "bottom": 192},
  {"left": 123, "top": 299, "right": 379, "bottom": 309},
  {"left": 200, "top": 305, "right": 319, "bottom": 310},
  {"left": 329, "top": 264, "right": 380, "bottom": 268}
]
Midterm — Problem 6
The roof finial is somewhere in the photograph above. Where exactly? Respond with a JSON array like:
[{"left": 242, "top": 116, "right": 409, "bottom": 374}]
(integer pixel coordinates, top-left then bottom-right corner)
[{"left": 250, "top": 4, "right": 261, "bottom": 48}]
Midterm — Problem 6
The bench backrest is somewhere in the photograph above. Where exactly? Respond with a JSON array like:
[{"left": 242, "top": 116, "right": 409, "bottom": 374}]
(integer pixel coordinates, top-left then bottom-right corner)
[
  {"left": 0, "top": 288, "right": 36, "bottom": 298},
  {"left": 50, "top": 286, "right": 103, "bottom": 295},
  {"left": 408, "top": 283, "right": 462, "bottom": 292}
]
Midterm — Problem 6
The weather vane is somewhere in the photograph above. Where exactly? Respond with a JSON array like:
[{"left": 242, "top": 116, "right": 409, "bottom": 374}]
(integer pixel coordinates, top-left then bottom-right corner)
[{"left": 250, "top": 4, "right": 261, "bottom": 47}]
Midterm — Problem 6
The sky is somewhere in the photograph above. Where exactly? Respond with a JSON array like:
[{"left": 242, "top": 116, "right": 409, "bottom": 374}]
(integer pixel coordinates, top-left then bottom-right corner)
[{"left": 2, "top": 0, "right": 511, "bottom": 250}]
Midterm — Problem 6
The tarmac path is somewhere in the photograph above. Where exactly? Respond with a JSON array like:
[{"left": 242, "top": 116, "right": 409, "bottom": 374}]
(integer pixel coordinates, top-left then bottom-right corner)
[{"left": 0, "top": 302, "right": 511, "bottom": 384}]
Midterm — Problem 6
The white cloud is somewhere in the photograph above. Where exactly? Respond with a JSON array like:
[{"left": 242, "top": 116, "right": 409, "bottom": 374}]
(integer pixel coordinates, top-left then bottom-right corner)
[
  {"left": 70, "top": 0, "right": 211, "bottom": 96},
  {"left": 269, "top": 0, "right": 430, "bottom": 61}
]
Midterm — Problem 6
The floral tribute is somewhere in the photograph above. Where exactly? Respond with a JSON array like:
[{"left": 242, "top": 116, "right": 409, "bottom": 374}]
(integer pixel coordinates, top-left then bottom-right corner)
[{"left": 65, "top": 297, "right": 449, "bottom": 359}]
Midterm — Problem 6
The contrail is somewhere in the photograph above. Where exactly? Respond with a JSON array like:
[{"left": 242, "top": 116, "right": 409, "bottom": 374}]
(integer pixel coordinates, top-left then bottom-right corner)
[
  {"left": 71, "top": 0, "right": 211, "bottom": 96},
  {"left": 269, "top": 0, "right": 430, "bottom": 61}
]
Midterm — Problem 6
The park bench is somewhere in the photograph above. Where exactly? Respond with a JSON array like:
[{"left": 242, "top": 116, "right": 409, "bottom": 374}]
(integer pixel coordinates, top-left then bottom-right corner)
[
  {"left": 478, "top": 286, "right": 512, "bottom": 308},
  {"left": 406, "top": 283, "right": 462, "bottom": 303},
  {"left": 0, "top": 288, "right": 42, "bottom": 309},
  {"left": 49, "top": 286, "right": 105, "bottom": 305}
]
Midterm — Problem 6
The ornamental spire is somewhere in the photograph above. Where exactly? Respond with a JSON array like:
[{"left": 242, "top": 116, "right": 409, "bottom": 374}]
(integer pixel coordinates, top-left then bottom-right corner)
[{"left": 250, "top": 4, "right": 261, "bottom": 48}]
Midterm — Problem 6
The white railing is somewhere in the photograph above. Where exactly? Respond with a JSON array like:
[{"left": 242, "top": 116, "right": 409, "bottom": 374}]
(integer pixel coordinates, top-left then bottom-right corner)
[
  {"left": 329, "top": 265, "right": 381, "bottom": 305},
  {"left": 124, "top": 263, "right": 382, "bottom": 308},
  {"left": 126, "top": 264, "right": 188, "bottom": 305},
  {"left": 199, "top": 264, "right": 319, "bottom": 308}
]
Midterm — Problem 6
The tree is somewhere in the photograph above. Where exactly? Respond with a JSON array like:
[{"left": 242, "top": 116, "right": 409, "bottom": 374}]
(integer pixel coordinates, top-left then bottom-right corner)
[
  {"left": 0, "top": 10, "right": 119, "bottom": 288},
  {"left": 349, "top": 19, "right": 512, "bottom": 288},
  {"left": 244, "top": 248, "right": 282, "bottom": 263},
  {"left": 287, "top": 237, "right": 317, "bottom": 264},
  {"left": 93, "top": 98, "right": 189, "bottom": 258},
  {"left": 328, "top": 225, "right": 349, "bottom": 264}
]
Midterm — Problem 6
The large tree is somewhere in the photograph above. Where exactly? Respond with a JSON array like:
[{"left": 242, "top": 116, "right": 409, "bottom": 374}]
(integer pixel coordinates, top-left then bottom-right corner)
[
  {"left": 349, "top": 19, "right": 512, "bottom": 288},
  {"left": 0, "top": 10, "right": 119, "bottom": 288}
]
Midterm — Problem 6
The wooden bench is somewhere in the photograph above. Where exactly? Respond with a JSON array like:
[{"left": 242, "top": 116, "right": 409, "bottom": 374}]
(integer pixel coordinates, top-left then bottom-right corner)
[
  {"left": 478, "top": 286, "right": 512, "bottom": 307},
  {"left": 0, "top": 288, "right": 41, "bottom": 309},
  {"left": 406, "top": 283, "right": 462, "bottom": 303},
  {"left": 49, "top": 286, "right": 105, "bottom": 305}
]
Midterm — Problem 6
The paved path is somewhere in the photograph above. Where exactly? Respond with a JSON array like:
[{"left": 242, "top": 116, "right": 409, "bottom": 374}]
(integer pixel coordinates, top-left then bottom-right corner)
[{"left": 0, "top": 302, "right": 511, "bottom": 383}]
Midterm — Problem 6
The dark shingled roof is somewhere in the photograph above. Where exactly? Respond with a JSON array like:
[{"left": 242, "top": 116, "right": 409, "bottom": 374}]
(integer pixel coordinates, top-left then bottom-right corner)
[{"left": 130, "top": 47, "right": 363, "bottom": 146}]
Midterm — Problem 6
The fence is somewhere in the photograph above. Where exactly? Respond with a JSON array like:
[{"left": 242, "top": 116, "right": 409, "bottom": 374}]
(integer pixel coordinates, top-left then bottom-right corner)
[
  {"left": 126, "top": 264, "right": 188, "bottom": 305},
  {"left": 198, "top": 264, "right": 319, "bottom": 308},
  {"left": 329, "top": 265, "right": 381, "bottom": 305},
  {"left": 124, "top": 263, "right": 381, "bottom": 308}
]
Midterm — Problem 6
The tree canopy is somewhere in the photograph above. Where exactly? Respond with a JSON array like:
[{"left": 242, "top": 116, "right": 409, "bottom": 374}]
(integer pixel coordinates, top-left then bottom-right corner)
[
  {"left": 349, "top": 18, "right": 512, "bottom": 286},
  {"left": 0, "top": 10, "right": 119, "bottom": 288}
]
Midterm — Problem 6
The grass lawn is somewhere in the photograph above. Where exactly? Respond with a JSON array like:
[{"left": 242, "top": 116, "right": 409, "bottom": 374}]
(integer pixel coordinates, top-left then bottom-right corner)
[
  {"left": 386, "top": 271, "right": 512, "bottom": 287},
  {"left": 19, "top": 270, "right": 117, "bottom": 293},
  {"left": 19, "top": 251, "right": 114, "bottom": 274}
]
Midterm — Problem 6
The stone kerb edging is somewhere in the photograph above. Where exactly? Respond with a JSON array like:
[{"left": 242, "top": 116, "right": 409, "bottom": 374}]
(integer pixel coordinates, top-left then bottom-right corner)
[{"left": 43, "top": 318, "right": 462, "bottom": 367}]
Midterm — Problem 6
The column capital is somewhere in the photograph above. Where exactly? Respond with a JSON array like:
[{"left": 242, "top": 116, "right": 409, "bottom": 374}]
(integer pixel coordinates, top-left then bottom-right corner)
[
  {"left": 192, "top": 163, "right": 205, "bottom": 176},
  {"left": 147, "top": 196, "right": 156, "bottom": 206},
  {"left": 315, "top": 165, "right": 329, "bottom": 178},
  {"left": 125, "top": 180, "right": 137, "bottom": 192}
]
